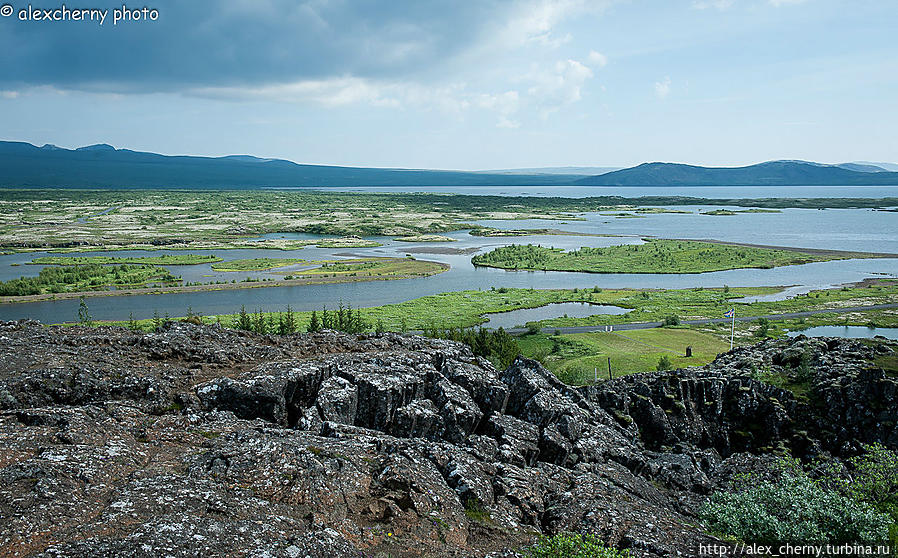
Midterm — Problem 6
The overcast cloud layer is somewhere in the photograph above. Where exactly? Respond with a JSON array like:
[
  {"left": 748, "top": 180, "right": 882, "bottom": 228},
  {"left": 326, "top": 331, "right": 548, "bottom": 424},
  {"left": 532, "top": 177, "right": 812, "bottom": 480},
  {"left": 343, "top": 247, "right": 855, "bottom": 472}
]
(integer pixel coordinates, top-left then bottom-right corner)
[{"left": 1, "top": 0, "right": 896, "bottom": 169}]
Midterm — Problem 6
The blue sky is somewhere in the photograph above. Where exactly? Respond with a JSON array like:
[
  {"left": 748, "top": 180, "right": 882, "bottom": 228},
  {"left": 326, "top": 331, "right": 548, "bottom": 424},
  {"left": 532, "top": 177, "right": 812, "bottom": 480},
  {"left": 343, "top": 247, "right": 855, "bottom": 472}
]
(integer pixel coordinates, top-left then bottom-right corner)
[{"left": 1, "top": 0, "right": 895, "bottom": 169}]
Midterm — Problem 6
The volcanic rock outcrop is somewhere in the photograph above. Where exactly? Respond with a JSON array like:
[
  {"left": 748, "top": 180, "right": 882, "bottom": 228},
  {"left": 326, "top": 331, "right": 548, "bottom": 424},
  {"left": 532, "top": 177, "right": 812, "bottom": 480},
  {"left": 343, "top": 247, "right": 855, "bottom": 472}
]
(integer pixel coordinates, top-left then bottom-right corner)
[{"left": 0, "top": 320, "right": 895, "bottom": 557}]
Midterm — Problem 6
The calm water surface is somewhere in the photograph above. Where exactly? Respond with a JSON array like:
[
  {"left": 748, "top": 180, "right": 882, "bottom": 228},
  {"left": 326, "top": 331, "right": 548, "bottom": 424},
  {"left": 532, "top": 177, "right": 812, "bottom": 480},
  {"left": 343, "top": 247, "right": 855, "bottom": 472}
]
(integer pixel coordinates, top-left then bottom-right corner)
[
  {"left": 2, "top": 203, "right": 896, "bottom": 323},
  {"left": 788, "top": 326, "right": 898, "bottom": 341}
]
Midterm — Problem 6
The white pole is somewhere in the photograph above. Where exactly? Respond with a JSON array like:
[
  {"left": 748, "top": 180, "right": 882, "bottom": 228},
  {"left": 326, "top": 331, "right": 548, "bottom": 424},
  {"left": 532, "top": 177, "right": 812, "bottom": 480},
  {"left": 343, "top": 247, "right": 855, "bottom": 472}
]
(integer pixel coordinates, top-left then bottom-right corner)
[{"left": 730, "top": 310, "right": 735, "bottom": 351}]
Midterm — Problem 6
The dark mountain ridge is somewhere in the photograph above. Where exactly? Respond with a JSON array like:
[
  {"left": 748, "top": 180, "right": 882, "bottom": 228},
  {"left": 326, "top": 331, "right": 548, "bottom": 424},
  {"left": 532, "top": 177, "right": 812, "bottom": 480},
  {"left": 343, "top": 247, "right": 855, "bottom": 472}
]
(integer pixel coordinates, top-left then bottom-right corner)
[
  {"left": 0, "top": 141, "right": 584, "bottom": 189},
  {"left": 576, "top": 160, "right": 898, "bottom": 186},
  {"left": 3, "top": 140, "right": 898, "bottom": 189}
]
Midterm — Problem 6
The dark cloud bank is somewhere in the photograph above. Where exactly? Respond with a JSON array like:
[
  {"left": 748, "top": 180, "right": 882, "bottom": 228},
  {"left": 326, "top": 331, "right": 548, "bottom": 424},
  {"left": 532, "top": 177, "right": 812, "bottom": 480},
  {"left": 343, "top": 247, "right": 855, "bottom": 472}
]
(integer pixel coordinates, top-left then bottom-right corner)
[{"left": 0, "top": 0, "right": 512, "bottom": 91}]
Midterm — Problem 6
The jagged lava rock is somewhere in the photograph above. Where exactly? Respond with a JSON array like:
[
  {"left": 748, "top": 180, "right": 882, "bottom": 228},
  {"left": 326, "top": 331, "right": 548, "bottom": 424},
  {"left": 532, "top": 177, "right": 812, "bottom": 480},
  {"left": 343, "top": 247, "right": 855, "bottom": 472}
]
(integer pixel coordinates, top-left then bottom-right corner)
[{"left": 0, "top": 321, "right": 895, "bottom": 557}]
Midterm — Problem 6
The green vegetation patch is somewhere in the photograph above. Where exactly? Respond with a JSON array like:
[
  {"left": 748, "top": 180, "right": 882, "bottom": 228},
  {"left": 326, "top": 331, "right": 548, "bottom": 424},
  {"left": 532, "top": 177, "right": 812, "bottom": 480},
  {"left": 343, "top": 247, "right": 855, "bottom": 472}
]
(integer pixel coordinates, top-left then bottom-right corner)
[
  {"left": 472, "top": 239, "right": 865, "bottom": 274},
  {"left": 0, "top": 264, "right": 178, "bottom": 296},
  {"left": 211, "top": 258, "right": 308, "bottom": 271},
  {"left": 315, "top": 237, "right": 382, "bottom": 248},
  {"left": 295, "top": 257, "right": 445, "bottom": 279},
  {"left": 525, "top": 532, "right": 633, "bottom": 558},
  {"left": 30, "top": 254, "right": 222, "bottom": 266},
  {"left": 469, "top": 228, "right": 536, "bottom": 237},
  {"left": 600, "top": 212, "right": 645, "bottom": 218},
  {"left": 395, "top": 234, "right": 457, "bottom": 242},
  {"left": 518, "top": 328, "right": 730, "bottom": 384},
  {"left": 700, "top": 455, "right": 894, "bottom": 547}
]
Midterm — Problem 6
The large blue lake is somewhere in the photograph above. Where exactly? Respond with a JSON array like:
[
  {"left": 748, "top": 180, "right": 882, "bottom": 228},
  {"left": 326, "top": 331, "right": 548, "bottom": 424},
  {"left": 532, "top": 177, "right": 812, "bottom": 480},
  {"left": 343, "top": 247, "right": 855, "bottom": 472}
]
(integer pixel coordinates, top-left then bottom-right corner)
[{"left": 1, "top": 197, "right": 896, "bottom": 323}]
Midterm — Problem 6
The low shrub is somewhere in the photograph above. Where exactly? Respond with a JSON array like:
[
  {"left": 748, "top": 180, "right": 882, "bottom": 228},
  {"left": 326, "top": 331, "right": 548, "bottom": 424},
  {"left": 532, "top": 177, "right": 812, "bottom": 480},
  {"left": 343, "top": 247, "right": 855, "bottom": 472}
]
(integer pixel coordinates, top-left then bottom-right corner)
[
  {"left": 700, "top": 462, "right": 891, "bottom": 546},
  {"left": 526, "top": 532, "right": 632, "bottom": 558}
]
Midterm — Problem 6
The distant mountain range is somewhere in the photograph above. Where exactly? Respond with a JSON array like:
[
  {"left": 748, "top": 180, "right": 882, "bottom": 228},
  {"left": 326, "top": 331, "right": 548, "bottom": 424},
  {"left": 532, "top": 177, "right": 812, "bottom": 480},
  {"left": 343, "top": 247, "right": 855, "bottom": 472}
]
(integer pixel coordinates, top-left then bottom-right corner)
[
  {"left": 0, "top": 141, "right": 581, "bottom": 189},
  {"left": 574, "top": 161, "right": 898, "bottom": 186},
  {"left": 2, "top": 141, "right": 898, "bottom": 189}
]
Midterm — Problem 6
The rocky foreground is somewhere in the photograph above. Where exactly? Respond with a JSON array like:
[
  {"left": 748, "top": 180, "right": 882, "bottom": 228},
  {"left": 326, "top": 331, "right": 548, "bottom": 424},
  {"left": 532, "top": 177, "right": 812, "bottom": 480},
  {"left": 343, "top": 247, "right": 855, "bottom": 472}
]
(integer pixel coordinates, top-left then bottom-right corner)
[{"left": 0, "top": 321, "right": 896, "bottom": 557}]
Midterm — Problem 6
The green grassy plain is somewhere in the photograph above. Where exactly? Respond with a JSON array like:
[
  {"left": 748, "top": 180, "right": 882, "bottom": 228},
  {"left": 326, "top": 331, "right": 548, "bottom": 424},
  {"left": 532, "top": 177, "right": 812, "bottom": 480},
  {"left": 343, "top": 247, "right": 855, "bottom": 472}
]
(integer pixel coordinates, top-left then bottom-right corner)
[
  {"left": 96, "top": 281, "right": 898, "bottom": 335},
  {"left": 87, "top": 281, "right": 898, "bottom": 385},
  {"left": 472, "top": 239, "right": 881, "bottom": 274},
  {"left": 518, "top": 328, "right": 730, "bottom": 384}
]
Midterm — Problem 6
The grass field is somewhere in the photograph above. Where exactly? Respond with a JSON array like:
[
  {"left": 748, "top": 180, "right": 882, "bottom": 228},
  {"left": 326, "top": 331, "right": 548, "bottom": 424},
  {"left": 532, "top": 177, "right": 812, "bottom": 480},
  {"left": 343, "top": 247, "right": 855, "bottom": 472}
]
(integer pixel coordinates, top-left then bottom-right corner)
[
  {"left": 471, "top": 239, "right": 880, "bottom": 274},
  {"left": 30, "top": 254, "right": 222, "bottom": 266},
  {"left": 517, "top": 327, "right": 731, "bottom": 384},
  {"left": 211, "top": 257, "right": 308, "bottom": 271},
  {"left": 87, "top": 280, "right": 898, "bottom": 338},
  {"left": 84, "top": 281, "right": 898, "bottom": 386}
]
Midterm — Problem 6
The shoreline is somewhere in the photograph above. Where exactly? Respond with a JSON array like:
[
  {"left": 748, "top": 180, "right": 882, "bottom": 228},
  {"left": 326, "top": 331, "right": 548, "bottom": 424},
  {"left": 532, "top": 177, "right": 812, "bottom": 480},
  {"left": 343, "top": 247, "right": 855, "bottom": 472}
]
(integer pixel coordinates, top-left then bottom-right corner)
[
  {"left": 665, "top": 238, "right": 898, "bottom": 259},
  {"left": 0, "top": 261, "right": 449, "bottom": 304}
]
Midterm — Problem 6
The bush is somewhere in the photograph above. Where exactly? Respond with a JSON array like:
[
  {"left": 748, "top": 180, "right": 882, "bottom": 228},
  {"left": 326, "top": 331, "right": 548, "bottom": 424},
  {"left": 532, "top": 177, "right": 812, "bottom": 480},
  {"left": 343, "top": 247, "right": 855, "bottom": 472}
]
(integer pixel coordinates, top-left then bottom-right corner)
[
  {"left": 847, "top": 444, "right": 898, "bottom": 515},
  {"left": 700, "top": 465, "right": 891, "bottom": 545},
  {"left": 754, "top": 317, "right": 769, "bottom": 338},
  {"left": 662, "top": 315, "right": 680, "bottom": 327},
  {"left": 656, "top": 355, "right": 672, "bottom": 371},
  {"left": 845, "top": 444, "right": 898, "bottom": 548},
  {"left": 526, "top": 532, "right": 632, "bottom": 558}
]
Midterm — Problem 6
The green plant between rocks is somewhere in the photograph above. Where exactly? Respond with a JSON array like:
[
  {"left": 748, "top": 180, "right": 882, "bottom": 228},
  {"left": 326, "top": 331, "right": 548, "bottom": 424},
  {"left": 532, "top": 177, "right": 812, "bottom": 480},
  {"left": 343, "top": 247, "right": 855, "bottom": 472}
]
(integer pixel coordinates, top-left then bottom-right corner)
[
  {"left": 526, "top": 532, "right": 633, "bottom": 558},
  {"left": 699, "top": 458, "right": 892, "bottom": 546}
]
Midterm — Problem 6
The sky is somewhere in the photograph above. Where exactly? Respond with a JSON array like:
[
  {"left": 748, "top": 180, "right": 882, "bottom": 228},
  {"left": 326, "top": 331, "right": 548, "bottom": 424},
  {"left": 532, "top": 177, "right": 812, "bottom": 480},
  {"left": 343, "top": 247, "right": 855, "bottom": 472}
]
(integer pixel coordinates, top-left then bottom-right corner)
[{"left": 1, "top": 0, "right": 896, "bottom": 170}]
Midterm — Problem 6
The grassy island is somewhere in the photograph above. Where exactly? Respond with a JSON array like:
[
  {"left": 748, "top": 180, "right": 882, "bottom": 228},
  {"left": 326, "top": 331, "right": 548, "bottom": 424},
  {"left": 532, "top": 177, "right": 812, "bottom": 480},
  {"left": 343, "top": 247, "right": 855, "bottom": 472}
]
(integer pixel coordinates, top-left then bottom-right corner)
[
  {"left": 395, "top": 234, "right": 456, "bottom": 242},
  {"left": 211, "top": 258, "right": 308, "bottom": 271},
  {"left": 471, "top": 239, "right": 881, "bottom": 274},
  {"left": 0, "top": 264, "right": 178, "bottom": 296},
  {"left": 30, "top": 254, "right": 222, "bottom": 266}
]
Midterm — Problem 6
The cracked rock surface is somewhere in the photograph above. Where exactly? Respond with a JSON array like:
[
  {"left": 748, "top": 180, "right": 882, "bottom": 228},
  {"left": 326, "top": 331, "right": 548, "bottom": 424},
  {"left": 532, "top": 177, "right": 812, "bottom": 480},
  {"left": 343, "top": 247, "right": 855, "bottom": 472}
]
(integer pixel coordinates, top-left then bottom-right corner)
[{"left": 1, "top": 321, "right": 895, "bottom": 557}]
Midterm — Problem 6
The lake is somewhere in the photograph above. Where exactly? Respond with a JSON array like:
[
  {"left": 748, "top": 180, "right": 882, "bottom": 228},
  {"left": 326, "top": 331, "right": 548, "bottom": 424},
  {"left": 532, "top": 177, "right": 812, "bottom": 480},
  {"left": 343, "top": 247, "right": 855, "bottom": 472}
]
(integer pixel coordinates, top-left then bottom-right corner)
[
  {"left": 1, "top": 205, "right": 896, "bottom": 323},
  {"left": 788, "top": 325, "right": 898, "bottom": 341}
]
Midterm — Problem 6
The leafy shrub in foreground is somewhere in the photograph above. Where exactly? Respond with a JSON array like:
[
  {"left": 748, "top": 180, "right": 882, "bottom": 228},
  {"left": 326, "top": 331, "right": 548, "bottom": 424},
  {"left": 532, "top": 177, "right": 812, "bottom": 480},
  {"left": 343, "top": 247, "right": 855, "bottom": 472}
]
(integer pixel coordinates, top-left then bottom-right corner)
[
  {"left": 526, "top": 532, "right": 632, "bottom": 558},
  {"left": 700, "top": 465, "right": 890, "bottom": 545}
]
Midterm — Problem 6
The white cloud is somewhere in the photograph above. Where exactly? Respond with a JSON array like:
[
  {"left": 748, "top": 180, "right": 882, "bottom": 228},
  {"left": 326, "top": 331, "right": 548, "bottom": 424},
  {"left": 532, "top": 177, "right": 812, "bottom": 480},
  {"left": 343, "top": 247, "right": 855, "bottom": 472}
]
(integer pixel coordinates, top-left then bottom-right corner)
[
  {"left": 474, "top": 91, "right": 521, "bottom": 128},
  {"left": 1, "top": 91, "right": 20, "bottom": 99},
  {"left": 192, "top": 78, "right": 529, "bottom": 128},
  {"left": 499, "top": 0, "right": 614, "bottom": 48},
  {"left": 587, "top": 50, "right": 608, "bottom": 68},
  {"left": 192, "top": 77, "right": 399, "bottom": 107},
  {"left": 527, "top": 59, "right": 594, "bottom": 110},
  {"left": 691, "top": 0, "right": 735, "bottom": 9},
  {"left": 654, "top": 76, "right": 672, "bottom": 99}
]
